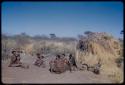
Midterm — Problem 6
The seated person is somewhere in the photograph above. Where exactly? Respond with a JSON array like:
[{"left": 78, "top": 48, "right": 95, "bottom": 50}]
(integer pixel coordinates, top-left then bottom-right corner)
[
  {"left": 69, "top": 54, "right": 78, "bottom": 70},
  {"left": 8, "top": 50, "right": 22, "bottom": 67},
  {"left": 52, "top": 54, "right": 71, "bottom": 73},
  {"left": 34, "top": 53, "right": 45, "bottom": 67}
]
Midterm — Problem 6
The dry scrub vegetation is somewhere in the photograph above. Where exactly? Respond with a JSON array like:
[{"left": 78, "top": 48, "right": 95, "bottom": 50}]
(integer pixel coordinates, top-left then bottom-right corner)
[
  {"left": 76, "top": 31, "right": 124, "bottom": 83},
  {"left": 2, "top": 33, "right": 76, "bottom": 59},
  {"left": 2, "top": 32, "right": 123, "bottom": 83}
]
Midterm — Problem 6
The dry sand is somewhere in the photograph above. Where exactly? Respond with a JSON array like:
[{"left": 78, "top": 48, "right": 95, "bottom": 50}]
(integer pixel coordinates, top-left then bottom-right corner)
[{"left": 2, "top": 54, "right": 112, "bottom": 84}]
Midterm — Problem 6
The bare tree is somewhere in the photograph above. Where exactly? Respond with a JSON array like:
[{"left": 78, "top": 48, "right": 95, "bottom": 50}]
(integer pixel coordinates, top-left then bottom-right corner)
[
  {"left": 84, "top": 31, "right": 94, "bottom": 36},
  {"left": 120, "top": 30, "right": 124, "bottom": 34},
  {"left": 50, "top": 34, "right": 56, "bottom": 38}
]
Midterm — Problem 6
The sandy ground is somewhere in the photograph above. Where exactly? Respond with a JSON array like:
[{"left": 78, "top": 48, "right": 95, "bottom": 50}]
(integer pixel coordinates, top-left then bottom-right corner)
[{"left": 2, "top": 54, "right": 113, "bottom": 84}]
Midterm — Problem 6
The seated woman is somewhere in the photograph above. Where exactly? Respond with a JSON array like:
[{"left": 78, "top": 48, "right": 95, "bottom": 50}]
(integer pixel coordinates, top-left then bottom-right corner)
[
  {"left": 8, "top": 50, "right": 22, "bottom": 67},
  {"left": 8, "top": 50, "right": 29, "bottom": 69}
]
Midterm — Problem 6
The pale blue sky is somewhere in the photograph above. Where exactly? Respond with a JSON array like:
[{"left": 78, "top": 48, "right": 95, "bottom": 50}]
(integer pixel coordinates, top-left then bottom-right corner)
[{"left": 2, "top": 2, "right": 123, "bottom": 38}]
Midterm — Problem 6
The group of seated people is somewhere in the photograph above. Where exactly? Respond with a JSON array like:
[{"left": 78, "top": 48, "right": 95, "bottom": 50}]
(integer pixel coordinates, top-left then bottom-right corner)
[
  {"left": 8, "top": 50, "right": 45, "bottom": 68},
  {"left": 8, "top": 50, "right": 78, "bottom": 73},
  {"left": 49, "top": 53, "right": 78, "bottom": 74}
]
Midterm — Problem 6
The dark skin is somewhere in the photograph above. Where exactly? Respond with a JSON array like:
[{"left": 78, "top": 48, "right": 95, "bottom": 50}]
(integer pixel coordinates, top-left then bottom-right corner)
[
  {"left": 8, "top": 51, "right": 22, "bottom": 67},
  {"left": 9, "top": 51, "right": 16, "bottom": 66},
  {"left": 69, "top": 54, "right": 78, "bottom": 68},
  {"left": 54, "top": 55, "right": 72, "bottom": 73},
  {"left": 34, "top": 53, "right": 44, "bottom": 67},
  {"left": 60, "top": 54, "right": 72, "bottom": 72}
]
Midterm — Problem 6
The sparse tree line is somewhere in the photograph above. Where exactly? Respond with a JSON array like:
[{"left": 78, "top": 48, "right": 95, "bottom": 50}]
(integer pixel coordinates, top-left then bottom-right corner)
[{"left": 2, "top": 32, "right": 77, "bottom": 60}]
